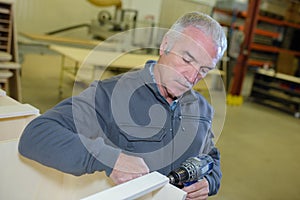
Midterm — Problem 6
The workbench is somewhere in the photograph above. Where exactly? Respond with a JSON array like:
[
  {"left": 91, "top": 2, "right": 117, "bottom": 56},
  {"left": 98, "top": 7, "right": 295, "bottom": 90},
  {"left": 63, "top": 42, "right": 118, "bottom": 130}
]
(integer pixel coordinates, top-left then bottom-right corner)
[
  {"left": 0, "top": 88, "right": 110, "bottom": 200},
  {"left": 0, "top": 89, "right": 39, "bottom": 140},
  {"left": 0, "top": 92, "right": 184, "bottom": 200}
]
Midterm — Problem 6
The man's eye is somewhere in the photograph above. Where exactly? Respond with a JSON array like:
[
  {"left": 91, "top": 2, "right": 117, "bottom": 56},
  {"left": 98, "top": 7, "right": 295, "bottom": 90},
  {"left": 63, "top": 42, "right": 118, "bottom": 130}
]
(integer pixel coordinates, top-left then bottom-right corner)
[
  {"left": 200, "top": 67, "right": 210, "bottom": 74},
  {"left": 182, "top": 57, "right": 192, "bottom": 64}
]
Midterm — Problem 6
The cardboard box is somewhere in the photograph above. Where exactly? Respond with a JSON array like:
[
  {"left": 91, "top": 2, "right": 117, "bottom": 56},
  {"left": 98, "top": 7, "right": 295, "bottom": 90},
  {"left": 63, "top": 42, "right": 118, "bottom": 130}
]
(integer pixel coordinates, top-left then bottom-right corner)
[
  {"left": 285, "top": 1, "right": 300, "bottom": 23},
  {"left": 276, "top": 52, "right": 297, "bottom": 75},
  {"left": 260, "top": 0, "right": 290, "bottom": 19},
  {"left": 215, "top": 0, "right": 248, "bottom": 11}
]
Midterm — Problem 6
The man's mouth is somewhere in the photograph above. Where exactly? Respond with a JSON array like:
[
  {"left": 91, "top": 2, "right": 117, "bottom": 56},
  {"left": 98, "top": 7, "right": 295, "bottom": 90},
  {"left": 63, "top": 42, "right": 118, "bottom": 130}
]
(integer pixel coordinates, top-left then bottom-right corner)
[{"left": 177, "top": 79, "right": 193, "bottom": 90}]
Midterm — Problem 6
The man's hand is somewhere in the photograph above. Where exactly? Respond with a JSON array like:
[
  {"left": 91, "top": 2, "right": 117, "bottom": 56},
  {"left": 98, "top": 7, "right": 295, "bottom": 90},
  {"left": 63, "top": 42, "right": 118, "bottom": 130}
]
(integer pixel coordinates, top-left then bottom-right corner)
[
  {"left": 109, "top": 152, "right": 150, "bottom": 185},
  {"left": 182, "top": 178, "right": 209, "bottom": 200}
]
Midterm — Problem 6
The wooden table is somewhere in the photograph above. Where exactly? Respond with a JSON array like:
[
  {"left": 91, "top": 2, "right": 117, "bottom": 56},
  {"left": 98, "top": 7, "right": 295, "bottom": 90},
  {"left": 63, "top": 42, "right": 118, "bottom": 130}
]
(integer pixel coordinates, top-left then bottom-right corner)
[
  {"left": 49, "top": 45, "right": 159, "bottom": 95},
  {"left": 49, "top": 45, "right": 225, "bottom": 96}
]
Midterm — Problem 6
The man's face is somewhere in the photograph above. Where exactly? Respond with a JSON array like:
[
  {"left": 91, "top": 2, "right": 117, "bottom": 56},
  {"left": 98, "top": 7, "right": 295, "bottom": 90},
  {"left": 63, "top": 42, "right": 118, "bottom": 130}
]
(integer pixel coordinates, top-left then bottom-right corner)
[{"left": 157, "top": 26, "right": 217, "bottom": 100}]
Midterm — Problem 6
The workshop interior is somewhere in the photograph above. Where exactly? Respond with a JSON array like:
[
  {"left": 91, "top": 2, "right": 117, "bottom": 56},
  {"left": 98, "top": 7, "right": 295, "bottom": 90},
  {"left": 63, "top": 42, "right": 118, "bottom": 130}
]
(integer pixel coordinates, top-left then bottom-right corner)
[{"left": 0, "top": 0, "right": 300, "bottom": 199}]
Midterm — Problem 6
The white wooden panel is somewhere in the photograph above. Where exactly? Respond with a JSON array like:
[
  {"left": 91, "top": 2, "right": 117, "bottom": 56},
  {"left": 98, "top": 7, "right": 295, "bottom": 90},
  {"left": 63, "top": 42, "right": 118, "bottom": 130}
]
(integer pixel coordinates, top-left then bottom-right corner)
[
  {"left": 0, "top": 95, "right": 40, "bottom": 140},
  {"left": 60, "top": 172, "right": 113, "bottom": 200},
  {"left": 0, "top": 139, "right": 64, "bottom": 200},
  {"left": 0, "top": 115, "right": 37, "bottom": 140},
  {"left": 0, "top": 94, "right": 114, "bottom": 200},
  {"left": 152, "top": 183, "right": 186, "bottom": 200},
  {"left": 0, "top": 139, "right": 115, "bottom": 200},
  {"left": 0, "top": 104, "right": 39, "bottom": 118},
  {"left": 81, "top": 172, "right": 184, "bottom": 200}
]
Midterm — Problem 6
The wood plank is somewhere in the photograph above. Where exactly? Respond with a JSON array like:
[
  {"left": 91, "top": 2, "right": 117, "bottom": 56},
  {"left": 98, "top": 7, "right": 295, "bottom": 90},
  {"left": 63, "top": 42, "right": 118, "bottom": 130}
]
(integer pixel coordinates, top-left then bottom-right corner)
[
  {"left": 20, "top": 32, "right": 100, "bottom": 47},
  {"left": 152, "top": 183, "right": 186, "bottom": 200},
  {"left": 0, "top": 104, "right": 39, "bottom": 118},
  {"left": 81, "top": 172, "right": 176, "bottom": 200}
]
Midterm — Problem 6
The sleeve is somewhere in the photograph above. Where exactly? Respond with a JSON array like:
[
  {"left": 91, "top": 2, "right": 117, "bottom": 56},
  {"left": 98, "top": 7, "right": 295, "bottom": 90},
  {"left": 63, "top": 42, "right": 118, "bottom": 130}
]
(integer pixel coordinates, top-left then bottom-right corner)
[
  {"left": 18, "top": 81, "right": 121, "bottom": 176},
  {"left": 202, "top": 130, "right": 222, "bottom": 196}
]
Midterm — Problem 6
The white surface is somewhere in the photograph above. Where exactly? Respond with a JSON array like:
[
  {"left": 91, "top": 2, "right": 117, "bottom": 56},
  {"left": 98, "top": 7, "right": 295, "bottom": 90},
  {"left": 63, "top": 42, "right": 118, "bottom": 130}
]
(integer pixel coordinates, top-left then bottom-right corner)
[
  {"left": 0, "top": 139, "right": 185, "bottom": 200},
  {"left": 81, "top": 172, "right": 186, "bottom": 200},
  {"left": 81, "top": 172, "right": 168, "bottom": 200},
  {"left": 15, "top": 0, "right": 162, "bottom": 34},
  {"left": 0, "top": 139, "right": 114, "bottom": 200},
  {"left": 152, "top": 183, "right": 187, "bottom": 200},
  {"left": 0, "top": 103, "right": 39, "bottom": 118},
  {"left": 0, "top": 139, "right": 63, "bottom": 200},
  {"left": 257, "top": 69, "right": 300, "bottom": 84},
  {"left": 0, "top": 94, "right": 40, "bottom": 140},
  {"left": 0, "top": 93, "right": 114, "bottom": 200}
]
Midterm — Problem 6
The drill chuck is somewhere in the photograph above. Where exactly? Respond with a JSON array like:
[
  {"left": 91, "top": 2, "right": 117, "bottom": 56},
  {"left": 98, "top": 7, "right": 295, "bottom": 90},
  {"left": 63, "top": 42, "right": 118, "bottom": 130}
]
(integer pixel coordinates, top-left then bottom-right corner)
[{"left": 168, "top": 155, "right": 214, "bottom": 186}]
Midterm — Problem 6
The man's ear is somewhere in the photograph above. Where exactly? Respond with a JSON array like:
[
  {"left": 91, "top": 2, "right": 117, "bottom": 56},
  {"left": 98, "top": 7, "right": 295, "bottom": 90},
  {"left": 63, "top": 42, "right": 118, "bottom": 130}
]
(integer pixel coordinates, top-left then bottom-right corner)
[{"left": 159, "top": 36, "right": 168, "bottom": 56}]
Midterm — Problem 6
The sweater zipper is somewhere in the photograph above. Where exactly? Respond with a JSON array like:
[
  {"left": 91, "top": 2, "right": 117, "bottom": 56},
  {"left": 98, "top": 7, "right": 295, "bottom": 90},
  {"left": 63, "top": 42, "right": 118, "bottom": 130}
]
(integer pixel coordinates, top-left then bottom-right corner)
[
  {"left": 178, "top": 115, "right": 211, "bottom": 123},
  {"left": 170, "top": 108, "right": 176, "bottom": 171}
]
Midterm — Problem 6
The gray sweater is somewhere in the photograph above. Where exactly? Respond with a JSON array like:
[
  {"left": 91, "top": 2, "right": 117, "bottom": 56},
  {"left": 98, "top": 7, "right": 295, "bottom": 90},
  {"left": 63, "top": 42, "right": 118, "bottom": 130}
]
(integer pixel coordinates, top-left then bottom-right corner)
[{"left": 19, "top": 61, "right": 222, "bottom": 195}]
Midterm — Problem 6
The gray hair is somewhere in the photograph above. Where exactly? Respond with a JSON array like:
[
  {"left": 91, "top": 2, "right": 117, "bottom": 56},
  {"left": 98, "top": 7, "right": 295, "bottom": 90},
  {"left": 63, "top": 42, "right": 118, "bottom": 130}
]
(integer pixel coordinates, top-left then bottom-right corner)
[{"left": 166, "top": 11, "right": 227, "bottom": 62}]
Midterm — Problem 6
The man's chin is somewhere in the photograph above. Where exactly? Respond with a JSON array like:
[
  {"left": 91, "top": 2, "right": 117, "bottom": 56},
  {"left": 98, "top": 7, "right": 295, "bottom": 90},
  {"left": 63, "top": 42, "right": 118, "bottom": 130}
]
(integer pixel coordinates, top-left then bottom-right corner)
[
  {"left": 172, "top": 91, "right": 188, "bottom": 100},
  {"left": 166, "top": 87, "right": 189, "bottom": 100}
]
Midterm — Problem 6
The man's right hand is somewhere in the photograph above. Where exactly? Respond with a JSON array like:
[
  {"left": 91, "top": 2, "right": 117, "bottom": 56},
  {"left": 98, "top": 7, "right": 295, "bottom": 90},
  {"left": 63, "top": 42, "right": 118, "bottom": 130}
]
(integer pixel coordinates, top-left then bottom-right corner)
[{"left": 109, "top": 152, "right": 150, "bottom": 185}]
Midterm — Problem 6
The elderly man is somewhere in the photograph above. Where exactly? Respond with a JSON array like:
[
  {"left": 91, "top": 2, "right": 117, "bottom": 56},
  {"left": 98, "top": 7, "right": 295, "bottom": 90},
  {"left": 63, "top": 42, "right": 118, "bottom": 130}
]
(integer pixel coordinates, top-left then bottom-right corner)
[{"left": 19, "top": 11, "right": 227, "bottom": 200}]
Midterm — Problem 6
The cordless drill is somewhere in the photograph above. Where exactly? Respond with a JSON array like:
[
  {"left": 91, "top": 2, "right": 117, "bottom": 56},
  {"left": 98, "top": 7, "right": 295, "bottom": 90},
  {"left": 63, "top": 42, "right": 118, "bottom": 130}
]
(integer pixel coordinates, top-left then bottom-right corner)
[{"left": 168, "top": 154, "right": 214, "bottom": 187}]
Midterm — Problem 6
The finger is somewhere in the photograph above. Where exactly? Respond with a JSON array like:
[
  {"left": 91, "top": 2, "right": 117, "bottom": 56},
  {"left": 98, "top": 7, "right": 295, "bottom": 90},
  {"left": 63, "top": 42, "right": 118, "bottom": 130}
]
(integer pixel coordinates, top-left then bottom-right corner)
[
  {"left": 110, "top": 170, "right": 146, "bottom": 185},
  {"left": 185, "top": 179, "right": 209, "bottom": 192},
  {"left": 183, "top": 179, "right": 209, "bottom": 200},
  {"left": 182, "top": 183, "right": 201, "bottom": 193},
  {"left": 186, "top": 187, "right": 209, "bottom": 199},
  {"left": 131, "top": 173, "right": 144, "bottom": 179},
  {"left": 186, "top": 196, "right": 208, "bottom": 200},
  {"left": 186, "top": 190, "right": 209, "bottom": 200}
]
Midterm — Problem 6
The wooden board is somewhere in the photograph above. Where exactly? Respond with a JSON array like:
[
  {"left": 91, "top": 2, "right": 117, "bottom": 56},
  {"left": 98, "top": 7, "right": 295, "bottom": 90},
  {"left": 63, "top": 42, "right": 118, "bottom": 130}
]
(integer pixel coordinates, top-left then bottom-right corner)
[{"left": 81, "top": 172, "right": 186, "bottom": 200}]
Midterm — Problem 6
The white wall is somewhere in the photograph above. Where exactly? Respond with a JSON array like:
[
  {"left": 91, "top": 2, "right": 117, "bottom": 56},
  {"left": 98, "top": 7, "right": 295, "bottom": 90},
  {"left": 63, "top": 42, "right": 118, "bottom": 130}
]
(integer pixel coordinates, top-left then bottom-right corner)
[
  {"left": 15, "top": 0, "right": 162, "bottom": 35},
  {"left": 159, "top": 0, "right": 213, "bottom": 28},
  {"left": 15, "top": 0, "right": 98, "bottom": 34},
  {"left": 14, "top": 0, "right": 215, "bottom": 37},
  {"left": 122, "top": 0, "right": 162, "bottom": 25}
]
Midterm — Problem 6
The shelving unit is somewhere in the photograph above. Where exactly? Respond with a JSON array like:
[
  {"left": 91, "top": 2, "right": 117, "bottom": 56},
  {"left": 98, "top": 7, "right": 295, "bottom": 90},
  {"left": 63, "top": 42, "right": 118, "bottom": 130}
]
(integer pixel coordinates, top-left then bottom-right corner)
[
  {"left": 248, "top": 14, "right": 300, "bottom": 67},
  {"left": 221, "top": 0, "right": 300, "bottom": 116},
  {"left": 229, "top": 0, "right": 300, "bottom": 95},
  {"left": 250, "top": 69, "right": 300, "bottom": 118},
  {"left": 0, "top": 1, "right": 12, "bottom": 53},
  {"left": 0, "top": 0, "right": 21, "bottom": 101}
]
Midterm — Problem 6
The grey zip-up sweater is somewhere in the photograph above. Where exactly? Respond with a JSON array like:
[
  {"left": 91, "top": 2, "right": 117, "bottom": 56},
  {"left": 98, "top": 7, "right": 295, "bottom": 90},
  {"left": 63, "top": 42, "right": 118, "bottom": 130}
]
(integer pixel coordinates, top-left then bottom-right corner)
[{"left": 19, "top": 61, "right": 222, "bottom": 195}]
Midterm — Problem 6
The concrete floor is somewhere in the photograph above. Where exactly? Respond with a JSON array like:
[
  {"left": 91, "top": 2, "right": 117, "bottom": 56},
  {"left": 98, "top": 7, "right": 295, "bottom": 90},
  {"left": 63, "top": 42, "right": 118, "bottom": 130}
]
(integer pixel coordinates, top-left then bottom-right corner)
[{"left": 20, "top": 53, "right": 300, "bottom": 200}]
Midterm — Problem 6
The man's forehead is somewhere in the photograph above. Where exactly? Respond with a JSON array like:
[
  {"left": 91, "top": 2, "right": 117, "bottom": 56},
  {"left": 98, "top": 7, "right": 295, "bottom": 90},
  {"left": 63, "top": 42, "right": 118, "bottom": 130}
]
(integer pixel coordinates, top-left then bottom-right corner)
[{"left": 180, "top": 26, "right": 217, "bottom": 59}]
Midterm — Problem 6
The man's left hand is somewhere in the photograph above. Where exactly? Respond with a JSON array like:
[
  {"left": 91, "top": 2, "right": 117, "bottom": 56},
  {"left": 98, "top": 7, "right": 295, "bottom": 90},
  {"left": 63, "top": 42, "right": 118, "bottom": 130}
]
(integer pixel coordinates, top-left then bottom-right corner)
[{"left": 182, "top": 178, "right": 209, "bottom": 200}]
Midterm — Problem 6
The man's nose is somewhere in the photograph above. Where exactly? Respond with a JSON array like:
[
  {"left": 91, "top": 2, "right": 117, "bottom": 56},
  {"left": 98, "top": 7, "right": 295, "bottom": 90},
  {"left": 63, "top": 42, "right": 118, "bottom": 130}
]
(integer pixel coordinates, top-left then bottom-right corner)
[{"left": 186, "top": 66, "right": 201, "bottom": 84}]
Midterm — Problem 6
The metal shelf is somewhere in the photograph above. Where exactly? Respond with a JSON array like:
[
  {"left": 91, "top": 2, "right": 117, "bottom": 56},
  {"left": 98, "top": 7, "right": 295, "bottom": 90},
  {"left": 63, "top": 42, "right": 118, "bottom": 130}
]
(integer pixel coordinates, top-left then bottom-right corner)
[{"left": 250, "top": 70, "right": 300, "bottom": 117}]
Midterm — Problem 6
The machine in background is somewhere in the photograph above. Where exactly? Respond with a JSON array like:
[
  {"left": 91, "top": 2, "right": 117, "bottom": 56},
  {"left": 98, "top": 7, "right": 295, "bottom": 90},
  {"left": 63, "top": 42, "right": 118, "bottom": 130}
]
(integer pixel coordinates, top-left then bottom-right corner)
[{"left": 87, "top": 0, "right": 138, "bottom": 40}]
